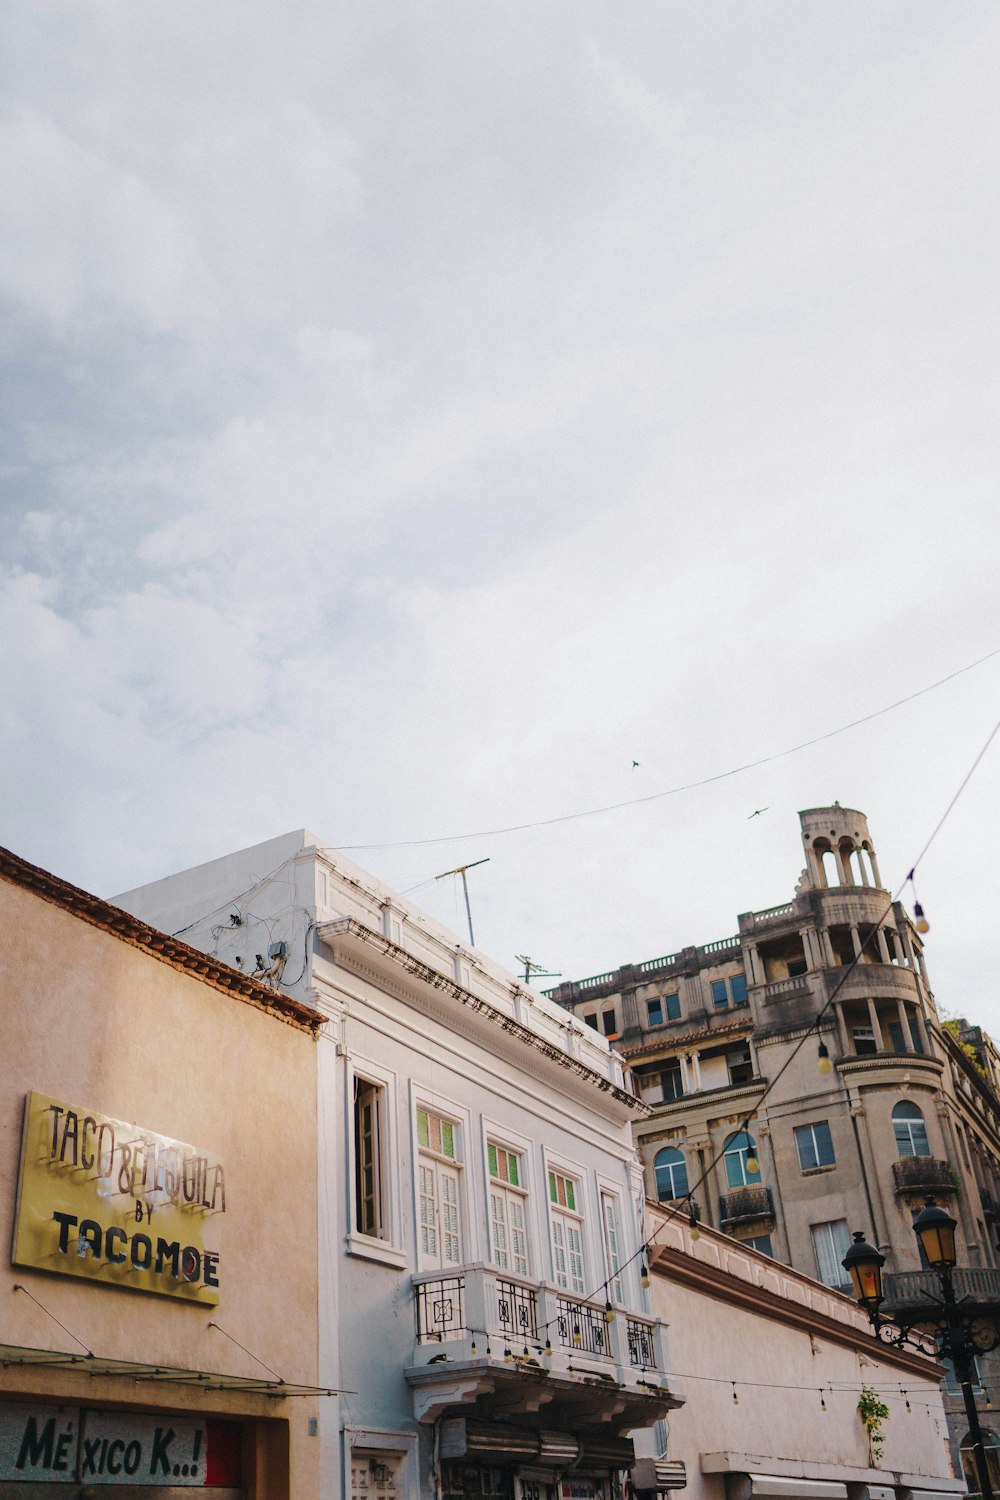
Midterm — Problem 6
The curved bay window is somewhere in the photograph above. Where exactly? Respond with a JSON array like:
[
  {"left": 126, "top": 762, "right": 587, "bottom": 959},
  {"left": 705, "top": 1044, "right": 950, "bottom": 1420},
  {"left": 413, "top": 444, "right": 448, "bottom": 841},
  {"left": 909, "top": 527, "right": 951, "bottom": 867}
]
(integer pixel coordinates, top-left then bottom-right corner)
[
  {"left": 654, "top": 1147, "right": 689, "bottom": 1202},
  {"left": 723, "top": 1130, "right": 761, "bottom": 1189},
  {"left": 892, "top": 1100, "right": 931, "bottom": 1158}
]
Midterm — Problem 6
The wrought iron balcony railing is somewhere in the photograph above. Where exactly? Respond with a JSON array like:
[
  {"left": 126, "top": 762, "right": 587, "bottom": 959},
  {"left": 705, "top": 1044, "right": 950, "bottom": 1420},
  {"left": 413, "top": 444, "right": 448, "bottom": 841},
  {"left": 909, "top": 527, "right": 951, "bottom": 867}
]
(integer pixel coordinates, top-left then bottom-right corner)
[
  {"left": 411, "top": 1265, "right": 663, "bottom": 1375},
  {"left": 719, "top": 1184, "right": 774, "bottom": 1226},
  {"left": 891, "top": 1156, "right": 956, "bottom": 1196}
]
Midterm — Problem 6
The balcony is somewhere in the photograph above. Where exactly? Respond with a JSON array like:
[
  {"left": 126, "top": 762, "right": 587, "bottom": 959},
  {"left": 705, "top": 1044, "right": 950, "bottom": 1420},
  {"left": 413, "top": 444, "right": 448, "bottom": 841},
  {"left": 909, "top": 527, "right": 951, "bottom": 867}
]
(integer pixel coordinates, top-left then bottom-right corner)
[
  {"left": 891, "top": 1156, "right": 957, "bottom": 1198},
  {"left": 883, "top": 1267, "right": 1000, "bottom": 1313},
  {"left": 718, "top": 1184, "right": 774, "bottom": 1228},
  {"left": 407, "top": 1264, "right": 676, "bottom": 1428}
]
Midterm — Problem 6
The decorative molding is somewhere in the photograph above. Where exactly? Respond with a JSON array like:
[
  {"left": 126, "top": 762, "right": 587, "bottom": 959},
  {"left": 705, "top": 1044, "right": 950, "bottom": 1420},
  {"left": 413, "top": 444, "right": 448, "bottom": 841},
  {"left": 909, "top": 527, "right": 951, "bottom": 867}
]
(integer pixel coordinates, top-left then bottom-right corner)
[{"left": 318, "top": 917, "right": 646, "bottom": 1116}]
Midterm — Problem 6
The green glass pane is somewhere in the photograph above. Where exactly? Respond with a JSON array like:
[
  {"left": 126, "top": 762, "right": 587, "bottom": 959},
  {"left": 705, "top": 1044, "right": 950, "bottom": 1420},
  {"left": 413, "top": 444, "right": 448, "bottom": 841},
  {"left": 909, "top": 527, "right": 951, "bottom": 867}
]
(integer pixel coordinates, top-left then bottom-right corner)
[
  {"left": 488, "top": 1143, "right": 498, "bottom": 1176},
  {"left": 549, "top": 1171, "right": 557, "bottom": 1203},
  {"left": 566, "top": 1180, "right": 576, "bottom": 1212},
  {"left": 441, "top": 1121, "right": 455, "bottom": 1158},
  {"left": 417, "top": 1110, "right": 429, "bottom": 1148},
  {"left": 508, "top": 1154, "right": 519, "bottom": 1187}
]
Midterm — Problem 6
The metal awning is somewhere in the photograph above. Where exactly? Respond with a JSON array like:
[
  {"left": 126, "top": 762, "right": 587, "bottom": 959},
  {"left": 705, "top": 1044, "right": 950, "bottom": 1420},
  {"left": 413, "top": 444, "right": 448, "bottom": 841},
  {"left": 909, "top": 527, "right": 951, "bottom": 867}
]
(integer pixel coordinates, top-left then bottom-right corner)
[{"left": 0, "top": 1343, "right": 339, "bottom": 1399}]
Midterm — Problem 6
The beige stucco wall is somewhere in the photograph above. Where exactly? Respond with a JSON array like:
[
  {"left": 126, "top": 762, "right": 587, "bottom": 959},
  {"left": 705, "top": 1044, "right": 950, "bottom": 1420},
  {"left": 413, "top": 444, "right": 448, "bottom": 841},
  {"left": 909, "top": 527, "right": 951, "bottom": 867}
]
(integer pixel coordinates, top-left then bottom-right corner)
[
  {"left": 0, "top": 875, "right": 322, "bottom": 1498},
  {"left": 646, "top": 1208, "right": 958, "bottom": 1500}
]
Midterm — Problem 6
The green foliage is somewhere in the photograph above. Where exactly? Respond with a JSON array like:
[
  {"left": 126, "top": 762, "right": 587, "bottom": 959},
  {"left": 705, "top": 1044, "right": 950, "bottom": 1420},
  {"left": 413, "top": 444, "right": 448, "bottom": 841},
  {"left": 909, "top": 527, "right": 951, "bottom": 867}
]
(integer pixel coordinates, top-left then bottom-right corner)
[{"left": 858, "top": 1386, "right": 890, "bottom": 1464}]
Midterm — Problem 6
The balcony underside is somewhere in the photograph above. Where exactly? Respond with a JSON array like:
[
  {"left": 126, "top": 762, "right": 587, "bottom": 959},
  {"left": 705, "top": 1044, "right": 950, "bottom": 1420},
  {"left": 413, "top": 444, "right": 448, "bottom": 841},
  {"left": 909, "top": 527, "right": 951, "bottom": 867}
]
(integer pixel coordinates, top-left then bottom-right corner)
[{"left": 405, "top": 1353, "right": 680, "bottom": 1428}]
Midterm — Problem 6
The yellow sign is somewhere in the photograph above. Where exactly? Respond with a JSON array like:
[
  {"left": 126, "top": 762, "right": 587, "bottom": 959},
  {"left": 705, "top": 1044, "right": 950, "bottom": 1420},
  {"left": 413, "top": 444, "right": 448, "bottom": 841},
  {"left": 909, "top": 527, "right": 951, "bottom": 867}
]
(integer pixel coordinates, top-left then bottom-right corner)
[{"left": 12, "top": 1091, "right": 225, "bottom": 1306}]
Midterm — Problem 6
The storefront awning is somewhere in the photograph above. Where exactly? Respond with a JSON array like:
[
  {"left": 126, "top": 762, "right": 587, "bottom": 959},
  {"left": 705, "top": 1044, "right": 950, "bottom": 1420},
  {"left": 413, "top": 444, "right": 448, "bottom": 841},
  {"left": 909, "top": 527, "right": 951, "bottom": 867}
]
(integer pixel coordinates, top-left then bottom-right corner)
[{"left": 0, "top": 1343, "right": 339, "bottom": 1399}]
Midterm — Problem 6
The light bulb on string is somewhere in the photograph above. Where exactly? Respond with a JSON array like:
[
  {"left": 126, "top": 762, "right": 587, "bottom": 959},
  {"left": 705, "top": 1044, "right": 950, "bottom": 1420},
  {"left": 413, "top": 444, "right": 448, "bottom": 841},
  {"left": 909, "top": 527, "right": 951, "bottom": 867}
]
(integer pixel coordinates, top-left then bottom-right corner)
[
  {"left": 732, "top": 1383, "right": 739, "bottom": 1406},
  {"left": 913, "top": 900, "right": 930, "bottom": 935},
  {"left": 572, "top": 1325, "right": 582, "bottom": 1348},
  {"left": 819, "top": 1390, "right": 827, "bottom": 1411},
  {"left": 544, "top": 1337, "right": 553, "bottom": 1359},
  {"left": 640, "top": 1257, "right": 650, "bottom": 1289},
  {"left": 745, "top": 1149, "right": 759, "bottom": 1176},
  {"left": 604, "top": 1293, "right": 615, "bottom": 1325},
  {"left": 817, "top": 1041, "right": 833, "bottom": 1076},
  {"left": 689, "top": 1206, "right": 701, "bottom": 1241},
  {"left": 470, "top": 1336, "right": 478, "bottom": 1355},
  {"left": 503, "top": 1345, "right": 513, "bottom": 1364}
]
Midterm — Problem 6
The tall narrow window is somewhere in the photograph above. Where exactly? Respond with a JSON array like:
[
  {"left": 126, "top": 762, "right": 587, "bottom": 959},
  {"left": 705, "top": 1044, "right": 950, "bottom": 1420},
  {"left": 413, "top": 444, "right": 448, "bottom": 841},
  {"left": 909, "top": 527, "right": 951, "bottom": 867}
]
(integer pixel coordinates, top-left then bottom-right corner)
[
  {"left": 710, "top": 980, "right": 729, "bottom": 1010},
  {"left": 549, "top": 1169, "right": 585, "bottom": 1295},
  {"left": 795, "top": 1120, "right": 835, "bottom": 1170},
  {"left": 723, "top": 1130, "right": 761, "bottom": 1189},
  {"left": 810, "top": 1219, "right": 852, "bottom": 1288},
  {"left": 487, "top": 1141, "right": 528, "bottom": 1278},
  {"left": 893, "top": 1101, "right": 931, "bottom": 1158},
  {"left": 664, "top": 992, "right": 682, "bottom": 1021},
  {"left": 654, "top": 1147, "right": 689, "bottom": 1202},
  {"left": 354, "top": 1078, "right": 385, "bottom": 1239},
  {"left": 601, "top": 1192, "right": 624, "bottom": 1304},
  {"left": 417, "top": 1108, "right": 462, "bottom": 1270}
]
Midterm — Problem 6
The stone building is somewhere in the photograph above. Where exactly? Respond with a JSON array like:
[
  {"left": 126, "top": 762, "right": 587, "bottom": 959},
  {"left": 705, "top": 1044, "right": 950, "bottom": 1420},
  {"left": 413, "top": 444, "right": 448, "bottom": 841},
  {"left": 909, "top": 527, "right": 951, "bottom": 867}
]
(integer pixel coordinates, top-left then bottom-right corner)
[
  {"left": 548, "top": 805, "right": 1000, "bottom": 1475},
  {"left": 643, "top": 1200, "right": 961, "bottom": 1500},
  {"left": 115, "top": 829, "right": 678, "bottom": 1500}
]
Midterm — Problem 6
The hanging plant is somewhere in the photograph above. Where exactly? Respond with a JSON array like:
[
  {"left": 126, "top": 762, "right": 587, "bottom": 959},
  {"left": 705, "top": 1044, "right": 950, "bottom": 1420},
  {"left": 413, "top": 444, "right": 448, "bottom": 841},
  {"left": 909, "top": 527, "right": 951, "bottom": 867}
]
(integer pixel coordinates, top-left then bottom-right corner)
[{"left": 858, "top": 1385, "right": 890, "bottom": 1465}]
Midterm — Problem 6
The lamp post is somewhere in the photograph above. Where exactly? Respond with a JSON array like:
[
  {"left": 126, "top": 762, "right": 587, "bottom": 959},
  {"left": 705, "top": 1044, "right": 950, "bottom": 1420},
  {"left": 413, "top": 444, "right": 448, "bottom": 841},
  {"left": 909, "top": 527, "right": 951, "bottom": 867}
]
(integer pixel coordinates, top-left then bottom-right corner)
[{"left": 843, "top": 1198, "right": 1000, "bottom": 1500}]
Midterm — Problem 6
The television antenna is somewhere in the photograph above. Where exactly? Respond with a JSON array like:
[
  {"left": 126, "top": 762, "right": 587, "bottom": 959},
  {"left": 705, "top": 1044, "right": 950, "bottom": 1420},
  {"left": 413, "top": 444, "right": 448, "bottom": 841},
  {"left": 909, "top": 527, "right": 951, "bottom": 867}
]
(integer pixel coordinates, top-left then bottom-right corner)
[
  {"left": 515, "top": 955, "right": 562, "bottom": 987},
  {"left": 434, "top": 858, "right": 490, "bottom": 946}
]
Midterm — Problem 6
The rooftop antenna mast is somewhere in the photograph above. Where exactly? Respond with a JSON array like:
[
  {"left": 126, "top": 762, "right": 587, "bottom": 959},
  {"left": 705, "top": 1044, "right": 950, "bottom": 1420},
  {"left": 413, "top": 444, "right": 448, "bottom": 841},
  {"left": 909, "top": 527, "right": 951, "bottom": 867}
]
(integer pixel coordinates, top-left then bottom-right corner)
[
  {"left": 515, "top": 955, "right": 562, "bottom": 988},
  {"left": 434, "top": 858, "right": 490, "bottom": 947}
]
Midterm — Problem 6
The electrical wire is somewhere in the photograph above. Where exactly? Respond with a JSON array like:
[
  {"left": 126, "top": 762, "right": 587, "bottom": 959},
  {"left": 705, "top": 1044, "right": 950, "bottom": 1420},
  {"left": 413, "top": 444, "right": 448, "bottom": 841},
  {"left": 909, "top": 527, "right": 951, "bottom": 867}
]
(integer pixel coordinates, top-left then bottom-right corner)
[
  {"left": 529, "top": 703, "right": 1000, "bottom": 1337},
  {"left": 331, "top": 646, "right": 1000, "bottom": 851}
]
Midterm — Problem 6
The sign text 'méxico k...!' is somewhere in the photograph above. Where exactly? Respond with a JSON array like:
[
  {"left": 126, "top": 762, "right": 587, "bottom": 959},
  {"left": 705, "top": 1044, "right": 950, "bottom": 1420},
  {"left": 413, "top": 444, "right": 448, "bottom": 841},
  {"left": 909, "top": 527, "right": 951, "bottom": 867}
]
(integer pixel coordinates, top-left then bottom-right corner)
[
  {"left": 0, "top": 1405, "right": 208, "bottom": 1486},
  {"left": 12, "top": 1091, "right": 224, "bottom": 1305}
]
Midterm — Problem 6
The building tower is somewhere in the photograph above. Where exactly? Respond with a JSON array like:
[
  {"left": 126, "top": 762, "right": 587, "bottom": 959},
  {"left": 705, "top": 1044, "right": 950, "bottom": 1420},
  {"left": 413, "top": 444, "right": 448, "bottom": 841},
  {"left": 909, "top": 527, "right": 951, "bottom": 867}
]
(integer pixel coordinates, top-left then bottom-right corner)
[{"left": 549, "top": 804, "right": 1000, "bottom": 1475}]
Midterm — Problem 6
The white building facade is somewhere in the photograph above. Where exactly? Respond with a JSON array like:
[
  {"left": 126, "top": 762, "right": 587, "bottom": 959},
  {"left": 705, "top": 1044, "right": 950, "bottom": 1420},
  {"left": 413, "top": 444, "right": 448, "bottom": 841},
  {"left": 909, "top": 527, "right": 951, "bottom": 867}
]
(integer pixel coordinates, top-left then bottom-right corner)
[{"left": 116, "top": 831, "right": 676, "bottom": 1500}]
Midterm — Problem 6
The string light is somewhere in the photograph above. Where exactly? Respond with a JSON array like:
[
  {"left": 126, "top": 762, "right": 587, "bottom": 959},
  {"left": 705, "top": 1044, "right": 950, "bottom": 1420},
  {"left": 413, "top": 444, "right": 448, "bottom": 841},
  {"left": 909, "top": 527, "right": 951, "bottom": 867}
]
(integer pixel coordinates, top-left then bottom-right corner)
[
  {"left": 744, "top": 1148, "right": 759, "bottom": 1176},
  {"left": 732, "top": 1383, "right": 740, "bottom": 1405},
  {"left": 640, "top": 1253, "right": 650, "bottom": 1289},
  {"left": 470, "top": 1336, "right": 477, "bottom": 1355},
  {"left": 480, "top": 716, "right": 1000, "bottom": 1358},
  {"left": 503, "top": 1344, "right": 513, "bottom": 1363},
  {"left": 544, "top": 1337, "right": 552, "bottom": 1358},
  {"left": 604, "top": 1292, "right": 615, "bottom": 1324},
  {"left": 913, "top": 899, "right": 930, "bottom": 934},
  {"left": 819, "top": 1390, "right": 827, "bottom": 1411}
]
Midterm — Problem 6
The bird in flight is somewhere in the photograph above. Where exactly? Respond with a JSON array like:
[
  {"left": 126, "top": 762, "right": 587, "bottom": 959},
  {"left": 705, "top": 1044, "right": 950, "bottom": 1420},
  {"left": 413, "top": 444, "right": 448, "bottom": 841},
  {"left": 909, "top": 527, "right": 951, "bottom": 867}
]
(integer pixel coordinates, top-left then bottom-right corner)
[
  {"left": 632, "top": 760, "right": 640, "bottom": 769},
  {"left": 748, "top": 807, "right": 770, "bottom": 819}
]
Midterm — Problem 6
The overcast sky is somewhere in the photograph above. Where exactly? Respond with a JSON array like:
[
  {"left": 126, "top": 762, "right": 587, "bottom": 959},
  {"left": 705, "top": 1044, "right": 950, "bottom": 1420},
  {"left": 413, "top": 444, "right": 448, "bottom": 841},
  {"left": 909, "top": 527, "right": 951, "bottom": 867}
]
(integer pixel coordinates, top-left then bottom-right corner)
[{"left": 2, "top": 3, "right": 999, "bottom": 1031}]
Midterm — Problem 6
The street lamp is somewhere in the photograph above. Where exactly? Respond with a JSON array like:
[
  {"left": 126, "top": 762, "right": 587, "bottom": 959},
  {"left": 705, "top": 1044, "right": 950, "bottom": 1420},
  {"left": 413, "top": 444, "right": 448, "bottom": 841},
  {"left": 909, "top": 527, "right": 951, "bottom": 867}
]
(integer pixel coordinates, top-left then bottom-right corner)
[{"left": 843, "top": 1199, "right": 1000, "bottom": 1500}]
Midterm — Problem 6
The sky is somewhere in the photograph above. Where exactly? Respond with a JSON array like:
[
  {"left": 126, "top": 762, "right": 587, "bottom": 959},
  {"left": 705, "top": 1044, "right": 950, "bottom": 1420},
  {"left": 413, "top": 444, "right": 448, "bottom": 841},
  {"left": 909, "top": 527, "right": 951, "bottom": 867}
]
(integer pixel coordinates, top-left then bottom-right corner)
[{"left": 2, "top": 3, "right": 999, "bottom": 1032}]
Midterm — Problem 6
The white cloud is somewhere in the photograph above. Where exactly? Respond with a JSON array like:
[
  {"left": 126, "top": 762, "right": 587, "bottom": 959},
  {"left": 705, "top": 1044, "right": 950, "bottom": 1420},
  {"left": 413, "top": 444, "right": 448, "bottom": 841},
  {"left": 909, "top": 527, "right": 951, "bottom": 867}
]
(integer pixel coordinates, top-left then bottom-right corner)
[{"left": 2, "top": 0, "right": 1000, "bottom": 1038}]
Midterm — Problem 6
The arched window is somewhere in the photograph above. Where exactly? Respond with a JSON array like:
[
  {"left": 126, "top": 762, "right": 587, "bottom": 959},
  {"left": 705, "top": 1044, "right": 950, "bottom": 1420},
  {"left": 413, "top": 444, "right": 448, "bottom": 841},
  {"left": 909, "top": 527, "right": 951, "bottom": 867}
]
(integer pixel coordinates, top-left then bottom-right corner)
[
  {"left": 892, "top": 1101, "right": 931, "bottom": 1158},
  {"left": 960, "top": 1428, "right": 1000, "bottom": 1496},
  {"left": 723, "top": 1130, "right": 761, "bottom": 1189},
  {"left": 654, "top": 1148, "right": 689, "bottom": 1202}
]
